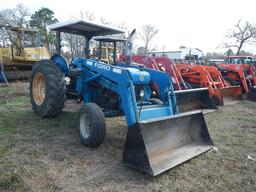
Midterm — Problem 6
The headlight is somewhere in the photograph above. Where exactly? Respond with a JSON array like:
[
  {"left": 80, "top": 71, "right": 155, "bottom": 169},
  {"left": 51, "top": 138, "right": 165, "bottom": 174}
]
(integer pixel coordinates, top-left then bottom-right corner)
[
  {"left": 65, "top": 77, "right": 71, "bottom": 84},
  {"left": 140, "top": 89, "right": 145, "bottom": 98},
  {"left": 166, "top": 87, "right": 171, "bottom": 96}
]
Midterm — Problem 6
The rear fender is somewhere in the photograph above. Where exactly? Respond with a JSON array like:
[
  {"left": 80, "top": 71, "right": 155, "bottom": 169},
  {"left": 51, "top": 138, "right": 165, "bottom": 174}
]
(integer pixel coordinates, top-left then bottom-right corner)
[{"left": 51, "top": 54, "right": 69, "bottom": 76}]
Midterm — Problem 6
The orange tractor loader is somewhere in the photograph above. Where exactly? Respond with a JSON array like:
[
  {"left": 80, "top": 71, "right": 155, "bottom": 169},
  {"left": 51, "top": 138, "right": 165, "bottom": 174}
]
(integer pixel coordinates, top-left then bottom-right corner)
[
  {"left": 176, "top": 64, "right": 243, "bottom": 105},
  {"left": 216, "top": 56, "right": 256, "bottom": 101},
  {"left": 125, "top": 55, "right": 218, "bottom": 112}
]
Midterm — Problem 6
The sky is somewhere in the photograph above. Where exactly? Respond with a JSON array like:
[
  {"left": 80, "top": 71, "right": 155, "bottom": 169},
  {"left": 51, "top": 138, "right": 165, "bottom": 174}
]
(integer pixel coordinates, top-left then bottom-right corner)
[{"left": 1, "top": 0, "right": 256, "bottom": 54}]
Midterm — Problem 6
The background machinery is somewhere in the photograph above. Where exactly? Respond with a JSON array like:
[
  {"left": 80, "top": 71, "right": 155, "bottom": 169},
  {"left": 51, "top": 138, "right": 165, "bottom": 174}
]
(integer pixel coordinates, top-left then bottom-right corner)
[
  {"left": 30, "top": 20, "right": 214, "bottom": 176},
  {"left": 176, "top": 63, "right": 243, "bottom": 105},
  {"left": 216, "top": 55, "right": 256, "bottom": 101},
  {"left": 88, "top": 38, "right": 217, "bottom": 113},
  {"left": 125, "top": 55, "right": 218, "bottom": 112},
  {"left": 91, "top": 36, "right": 126, "bottom": 64},
  {"left": 0, "top": 25, "right": 50, "bottom": 80}
]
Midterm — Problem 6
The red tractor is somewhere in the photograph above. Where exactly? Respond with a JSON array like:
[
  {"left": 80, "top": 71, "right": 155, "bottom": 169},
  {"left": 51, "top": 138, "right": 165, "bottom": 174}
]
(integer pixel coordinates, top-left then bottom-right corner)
[
  {"left": 176, "top": 63, "right": 243, "bottom": 105},
  {"left": 216, "top": 56, "right": 256, "bottom": 101},
  {"left": 119, "top": 55, "right": 217, "bottom": 112},
  {"left": 130, "top": 55, "right": 189, "bottom": 90}
]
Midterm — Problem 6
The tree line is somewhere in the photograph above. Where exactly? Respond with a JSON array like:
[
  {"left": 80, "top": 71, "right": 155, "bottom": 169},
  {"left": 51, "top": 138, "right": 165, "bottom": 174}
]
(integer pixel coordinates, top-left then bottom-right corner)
[
  {"left": 1, "top": 4, "right": 256, "bottom": 58},
  {"left": 0, "top": 4, "right": 58, "bottom": 52},
  {"left": 0, "top": 4, "right": 159, "bottom": 58}
]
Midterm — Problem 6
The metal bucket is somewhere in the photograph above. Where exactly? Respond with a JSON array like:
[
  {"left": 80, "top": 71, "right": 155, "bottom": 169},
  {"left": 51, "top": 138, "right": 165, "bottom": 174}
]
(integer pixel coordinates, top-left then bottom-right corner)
[
  {"left": 175, "top": 88, "right": 218, "bottom": 114},
  {"left": 211, "top": 89, "right": 224, "bottom": 106},
  {"left": 247, "top": 87, "right": 256, "bottom": 101},
  {"left": 123, "top": 110, "right": 213, "bottom": 176},
  {"left": 220, "top": 86, "right": 243, "bottom": 105}
]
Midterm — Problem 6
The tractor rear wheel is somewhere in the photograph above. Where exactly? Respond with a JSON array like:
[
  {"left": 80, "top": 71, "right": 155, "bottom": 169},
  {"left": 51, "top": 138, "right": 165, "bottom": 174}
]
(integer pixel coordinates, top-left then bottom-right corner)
[
  {"left": 78, "top": 103, "right": 106, "bottom": 148},
  {"left": 30, "top": 59, "right": 66, "bottom": 118}
]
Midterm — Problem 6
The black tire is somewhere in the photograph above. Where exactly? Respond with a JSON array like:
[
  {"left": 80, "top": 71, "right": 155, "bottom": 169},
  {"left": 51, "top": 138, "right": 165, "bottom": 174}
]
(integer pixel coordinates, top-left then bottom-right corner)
[
  {"left": 148, "top": 98, "right": 163, "bottom": 104},
  {"left": 30, "top": 59, "right": 66, "bottom": 118},
  {"left": 78, "top": 103, "right": 106, "bottom": 148}
]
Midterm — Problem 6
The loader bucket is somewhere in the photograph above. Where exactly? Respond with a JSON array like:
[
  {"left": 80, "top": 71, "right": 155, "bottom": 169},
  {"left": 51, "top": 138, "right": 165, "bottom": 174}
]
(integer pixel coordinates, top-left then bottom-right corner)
[
  {"left": 211, "top": 89, "right": 224, "bottom": 106},
  {"left": 247, "top": 87, "right": 256, "bottom": 101},
  {"left": 220, "top": 86, "right": 243, "bottom": 104},
  {"left": 123, "top": 110, "right": 213, "bottom": 176},
  {"left": 175, "top": 88, "right": 217, "bottom": 114}
]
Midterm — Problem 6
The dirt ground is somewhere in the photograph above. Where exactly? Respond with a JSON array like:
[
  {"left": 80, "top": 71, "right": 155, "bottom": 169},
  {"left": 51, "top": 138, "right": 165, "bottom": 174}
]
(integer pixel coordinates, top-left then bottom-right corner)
[{"left": 0, "top": 83, "right": 255, "bottom": 192}]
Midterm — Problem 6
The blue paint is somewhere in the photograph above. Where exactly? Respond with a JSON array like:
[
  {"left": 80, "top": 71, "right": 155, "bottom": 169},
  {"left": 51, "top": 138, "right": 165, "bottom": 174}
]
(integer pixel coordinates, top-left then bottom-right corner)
[
  {"left": 0, "top": 71, "right": 8, "bottom": 84},
  {"left": 51, "top": 54, "right": 69, "bottom": 76},
  {"left": 0, "top": 63, "right": 8, "bottom": 84},
  {"left": 64, "top": 58, "right": 179, "bottom": 127}
]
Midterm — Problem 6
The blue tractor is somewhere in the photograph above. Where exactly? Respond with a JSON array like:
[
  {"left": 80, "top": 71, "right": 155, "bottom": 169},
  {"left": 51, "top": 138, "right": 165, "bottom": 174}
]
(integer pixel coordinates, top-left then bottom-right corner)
[
  {"left": 92, "top": 35, "right": 217, "bottom": 113},
  {"left": 30, "top": 20, "right": 213, "bottom": 176},
  {"left": 0, "top": 62, "right": 8, "bottom": 85}
]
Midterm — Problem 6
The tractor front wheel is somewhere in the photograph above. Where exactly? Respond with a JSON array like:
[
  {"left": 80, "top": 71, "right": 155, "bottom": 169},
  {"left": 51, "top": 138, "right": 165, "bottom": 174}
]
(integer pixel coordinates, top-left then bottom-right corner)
[
  {"left": 78, "top": 103, "right": 106, "bottom": 148},
  {"left": 30, "top": 59, "right": 66, "bottom": 118}
]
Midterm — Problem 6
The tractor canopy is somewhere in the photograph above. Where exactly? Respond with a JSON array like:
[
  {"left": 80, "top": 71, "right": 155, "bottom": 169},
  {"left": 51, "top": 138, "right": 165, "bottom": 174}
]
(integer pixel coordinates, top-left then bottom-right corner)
[
  {"left": 49, "top": 19, "right": 125, "bottom": 37},
  {"left": 49, "top": 19, "right": 125, "bottom": 56}
]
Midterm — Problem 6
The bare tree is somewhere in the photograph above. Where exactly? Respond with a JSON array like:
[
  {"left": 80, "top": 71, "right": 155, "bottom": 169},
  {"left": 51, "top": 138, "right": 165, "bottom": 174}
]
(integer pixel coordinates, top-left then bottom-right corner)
[
  {"left": 61, "top": 10, "right": 96, "bottom": 58},
  {"left": 139, "top": 25, "right": 158, "bottom": 55},
  {"left": 0, "top": 4, "right": 30, "bottom": 47},
  {"left": 0, "top": 3, "right": 30, "bottom": 27},
  {"left": 62, "top": 33, "right": 86, "bottom": 58},
  {"left": 78, "top": 10, "right": 95, "bottom": 21},
  {"left": 99, "top": 18, "right": 129, "bottom": 52},
  {"left": 62, "top": 10, "right": 129, "bottom": 59},
  {"left": 224, "top": 19, "right": 256, "bottom": 55}
]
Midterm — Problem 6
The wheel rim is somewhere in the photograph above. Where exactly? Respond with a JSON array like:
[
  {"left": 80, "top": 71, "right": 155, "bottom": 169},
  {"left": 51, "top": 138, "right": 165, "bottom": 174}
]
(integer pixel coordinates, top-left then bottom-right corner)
[
  {"left": 32, "top": 72, "right": 46, "bottom": 105},
  {"left": 80, "top": 113, "right": 91, "bottom": 139}
]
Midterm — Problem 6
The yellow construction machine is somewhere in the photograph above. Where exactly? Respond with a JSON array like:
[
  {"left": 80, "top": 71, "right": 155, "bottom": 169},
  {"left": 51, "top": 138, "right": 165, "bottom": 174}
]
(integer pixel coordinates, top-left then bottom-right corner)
[
  {"left": 0, "top": 26, "right": 50, "bottom": 80},
  {"left": 91, "top": 36, "right": 125, "bottom": 64}
]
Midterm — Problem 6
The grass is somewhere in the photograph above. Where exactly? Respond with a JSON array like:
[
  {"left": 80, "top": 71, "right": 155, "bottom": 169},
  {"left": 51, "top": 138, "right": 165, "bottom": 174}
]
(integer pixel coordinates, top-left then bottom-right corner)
[
  {"left": 5, "top": 96, "right": 30, "bottom": 108},
  {"left": 0, "top": 173, "right": 25, "bottom": 191},
  {"left": 0, "top": 83, "right": 255, "bottom": 191},
  {"left": 0, "top": 86, "right": 15, "bottom": 94}
]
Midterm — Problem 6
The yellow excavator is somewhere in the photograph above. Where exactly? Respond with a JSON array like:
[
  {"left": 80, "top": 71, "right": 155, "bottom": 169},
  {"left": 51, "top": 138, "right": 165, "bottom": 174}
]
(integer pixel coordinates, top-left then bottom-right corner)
[
  {"left": 0, "top": 25, "right": 50, "bottom": 81},
  {"left": 91, "top": 36, "right": 125, "bottom": 64}
]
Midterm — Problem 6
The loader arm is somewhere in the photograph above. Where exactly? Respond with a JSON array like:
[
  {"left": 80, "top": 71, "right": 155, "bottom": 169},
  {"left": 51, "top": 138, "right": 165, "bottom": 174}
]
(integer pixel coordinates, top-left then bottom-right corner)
[
  {"left": 30, "top": 20, "right": 215, "bottom": 176},
  {"left": 129, "top": 55, "right": 217, "bottom": 111},
  {"left": 72, "top": 58, "right": 177, "bottom": 126}
]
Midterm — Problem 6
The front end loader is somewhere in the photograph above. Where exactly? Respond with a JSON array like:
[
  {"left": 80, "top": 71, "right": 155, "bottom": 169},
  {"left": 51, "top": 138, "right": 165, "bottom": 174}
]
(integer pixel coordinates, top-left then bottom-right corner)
[
  {"left": 216, "top": 56, "right": 256, "bottom": 101},
  {"left": 29, "top": 20, "right": 214, "bottom": 176},
  {"left": 176, "top": 63, "right": 243, "bottom": 105},
  {"left": 122, "top": 55, "right": 217, "bottom": 113}
]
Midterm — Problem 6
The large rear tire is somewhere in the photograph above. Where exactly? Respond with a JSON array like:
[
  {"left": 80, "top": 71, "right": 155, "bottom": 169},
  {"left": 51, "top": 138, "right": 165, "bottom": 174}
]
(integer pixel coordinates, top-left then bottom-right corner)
[
  {"left": 30, "top": 59, "right": 66, "bottom": 118},
  {"left": 78, "top": 103, "right": 106, "bottom": 148}
]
